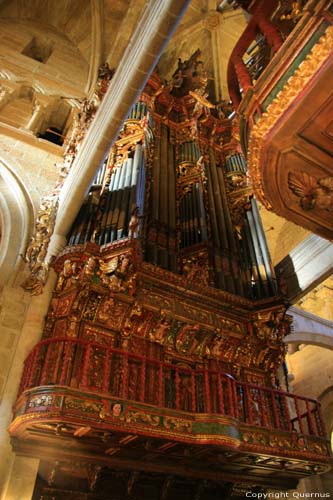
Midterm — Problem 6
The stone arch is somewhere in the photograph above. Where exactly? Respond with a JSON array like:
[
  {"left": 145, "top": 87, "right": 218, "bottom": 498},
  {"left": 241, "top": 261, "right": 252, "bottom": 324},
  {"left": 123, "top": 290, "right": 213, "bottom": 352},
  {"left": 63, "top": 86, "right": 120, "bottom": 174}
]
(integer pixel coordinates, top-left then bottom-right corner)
[
  {"left": 284, "top": 306, "right": 333, "bottom": 352},
  {"left": 284, "top": 331, "right": 333, "bottom": 350},
  {"left": 0, "top": 155, "right": 36, "bottom": 287}
]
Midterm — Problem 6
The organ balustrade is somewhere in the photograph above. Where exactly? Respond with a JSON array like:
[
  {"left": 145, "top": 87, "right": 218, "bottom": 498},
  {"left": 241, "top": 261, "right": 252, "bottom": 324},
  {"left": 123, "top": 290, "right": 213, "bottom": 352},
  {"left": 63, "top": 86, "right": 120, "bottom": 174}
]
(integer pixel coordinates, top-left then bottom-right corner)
[{"left": 18, "top": 336, "right": 325, "bottom": 438}]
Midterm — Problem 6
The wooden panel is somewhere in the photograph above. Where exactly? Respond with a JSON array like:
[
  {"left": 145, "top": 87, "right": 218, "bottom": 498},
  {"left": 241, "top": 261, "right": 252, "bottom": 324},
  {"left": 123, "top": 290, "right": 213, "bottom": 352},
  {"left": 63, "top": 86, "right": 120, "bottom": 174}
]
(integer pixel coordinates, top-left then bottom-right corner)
[
  {"left": 299, "top": 95, "right": 333, "bottom": 157},
  {"left": 259, "top": 58, "right": 333, "bottom": 239}
]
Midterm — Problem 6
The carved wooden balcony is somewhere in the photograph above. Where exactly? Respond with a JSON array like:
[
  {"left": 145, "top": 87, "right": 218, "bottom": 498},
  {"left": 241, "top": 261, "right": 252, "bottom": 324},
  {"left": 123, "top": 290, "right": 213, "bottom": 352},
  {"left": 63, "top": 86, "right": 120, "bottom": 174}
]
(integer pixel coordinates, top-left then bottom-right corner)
[
  {"left": 10, "top": 336, "right": 331, "bottom": 491},
  {"left": 228, "top": 0, "right": 333, "bottom": 239}
]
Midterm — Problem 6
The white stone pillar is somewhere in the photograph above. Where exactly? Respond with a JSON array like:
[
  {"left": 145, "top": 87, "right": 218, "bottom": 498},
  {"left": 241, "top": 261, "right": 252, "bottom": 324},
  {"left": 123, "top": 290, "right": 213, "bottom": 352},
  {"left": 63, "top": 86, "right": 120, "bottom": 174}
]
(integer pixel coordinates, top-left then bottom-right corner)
[
  {"left": 50, "top": 0, "right": 190, "bottom": 257},
  {"left": 0, "top": 271, "right": 57, "bottom": 500},
  {"left": 46, "top": 234, "right": 67, "bottom": 263},
  {"left": 2, "top": 457, "right": 39, "bottom": 500}
]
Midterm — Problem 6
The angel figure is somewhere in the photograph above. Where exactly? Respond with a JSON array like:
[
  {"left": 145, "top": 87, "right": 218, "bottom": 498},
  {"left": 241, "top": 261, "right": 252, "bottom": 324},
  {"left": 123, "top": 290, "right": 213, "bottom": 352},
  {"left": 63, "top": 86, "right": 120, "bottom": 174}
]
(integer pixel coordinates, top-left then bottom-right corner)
[
  {"left": 189, "top": 89, "right": 214, "bottom": 120},
  {"left": 128, "top": 207, "right": 141, "bottom": 238},
  {"left": 99, "top": 255, "right": 118, "bottom": 286},
  {"left": 140, "top": 112, "right": 154, "bottom": 157},
  {"left": 288, "top": 171, "right": 333, "bottom": 211}
]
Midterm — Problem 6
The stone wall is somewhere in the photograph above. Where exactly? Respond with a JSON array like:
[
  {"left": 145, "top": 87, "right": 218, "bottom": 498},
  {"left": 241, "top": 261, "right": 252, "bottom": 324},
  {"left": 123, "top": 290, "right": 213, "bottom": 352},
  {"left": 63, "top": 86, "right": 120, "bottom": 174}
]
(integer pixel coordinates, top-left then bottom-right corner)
[
  {"left": 0, "top": 275, "right": 56, "bottom": 499},
  {"left": 0, "top": 134, "right": 61, "bottom": 198}
]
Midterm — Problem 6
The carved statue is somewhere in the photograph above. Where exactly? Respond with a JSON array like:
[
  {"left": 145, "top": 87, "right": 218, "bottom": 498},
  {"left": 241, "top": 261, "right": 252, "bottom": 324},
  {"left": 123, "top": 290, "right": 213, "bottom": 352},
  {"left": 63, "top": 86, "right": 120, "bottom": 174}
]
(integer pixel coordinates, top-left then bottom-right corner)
[
  {"left": 99, "top": 254, "right": 134, "bottom": 294},
  {"left": 280, "top": 1, "right": 303, "bottom": 22},
  {"left": 170, "top": 69, "right": 184, "bottom": 90},
  {"left": 211, "top": 332, "right": 225, "bottom": 357},
  {"left": 140, "top": 112, "right": 154, "bottom": 157},
  {"left": 118, "top": 253, "right": 131, "bottom": 275},
  {"left": 82, "top": 256, "right": 98, "bottom": 279},
  {"left": 128, "top": 207, "right": 140, "bottom": 238},
  {"left": 72, "top": 285, "right": 90, "bottom": 314},
  {"left": 253, "top": 309, "right": 290, "bottom": 343},
  {"left": 56, "top": 259, "right": 78, "bottom": 290},
  {"left": 97, "top": 297, "right": 115, "bottom": 322},
  {"left": 96, "top": 62, "right": 114, "bottom": 96},
  {"left": 79, "top": 98, "right": 96, "bottom": 130},
  {"left": 150, "top": 311, "right": 172, "bottom": 344},
  {"left": 171, "top": 49, "right": 202, "bottom": 85},
  {"left": 189, "top": 89, "right": 214, "bottom": 120},
  {"left": 64, "top": 113, "right": 82, "bottom": 156},
  {"left": 176, "top": 323, "right": 200, "bottom": 353}
]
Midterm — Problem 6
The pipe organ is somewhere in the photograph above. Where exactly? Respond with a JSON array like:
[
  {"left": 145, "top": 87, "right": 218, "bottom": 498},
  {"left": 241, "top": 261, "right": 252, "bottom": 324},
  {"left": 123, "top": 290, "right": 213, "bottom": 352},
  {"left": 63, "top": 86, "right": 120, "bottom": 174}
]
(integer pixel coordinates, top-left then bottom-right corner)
[
  {"left": 68, "top": 73, "right": 276, "bottom": 300},
  {"left": 10, "top": 54, "right": 331, "bottom": 499}
]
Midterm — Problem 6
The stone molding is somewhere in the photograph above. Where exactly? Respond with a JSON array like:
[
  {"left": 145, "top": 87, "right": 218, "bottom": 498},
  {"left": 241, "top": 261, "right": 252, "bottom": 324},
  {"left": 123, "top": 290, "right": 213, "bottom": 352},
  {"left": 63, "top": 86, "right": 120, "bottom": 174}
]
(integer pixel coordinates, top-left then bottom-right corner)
[{"left": 276, "top": 235, "right": 333, "bottom": 302}]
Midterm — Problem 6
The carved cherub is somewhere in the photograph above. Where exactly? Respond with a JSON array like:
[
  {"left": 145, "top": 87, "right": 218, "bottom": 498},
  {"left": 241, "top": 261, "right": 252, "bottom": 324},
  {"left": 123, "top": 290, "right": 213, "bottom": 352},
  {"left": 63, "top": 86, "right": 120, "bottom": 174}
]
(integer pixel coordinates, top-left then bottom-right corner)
[
  {"left": 288, "top": 171, "right": 333, "bottom": 211},
  {"left": 150, "top": 311, "right": 172, "bottom": 344},
  {"left": 118, "top": 253, "right": 131, "bottom": 275}
]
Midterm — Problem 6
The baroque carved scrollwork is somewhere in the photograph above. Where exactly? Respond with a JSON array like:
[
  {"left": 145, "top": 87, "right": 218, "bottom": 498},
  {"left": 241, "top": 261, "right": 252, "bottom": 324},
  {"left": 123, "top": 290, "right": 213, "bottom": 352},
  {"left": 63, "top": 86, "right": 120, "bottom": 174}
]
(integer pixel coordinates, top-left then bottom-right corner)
[{"left": 22, "top": 196, "right": 58, "bottom": 294}]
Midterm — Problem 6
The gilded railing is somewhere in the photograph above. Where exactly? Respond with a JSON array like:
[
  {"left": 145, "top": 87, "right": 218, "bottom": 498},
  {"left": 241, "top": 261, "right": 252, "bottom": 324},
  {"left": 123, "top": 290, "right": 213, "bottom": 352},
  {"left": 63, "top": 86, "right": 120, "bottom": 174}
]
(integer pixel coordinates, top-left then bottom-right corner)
[{"left": 18, "top": 337, "right": 325, "bottom": 438}]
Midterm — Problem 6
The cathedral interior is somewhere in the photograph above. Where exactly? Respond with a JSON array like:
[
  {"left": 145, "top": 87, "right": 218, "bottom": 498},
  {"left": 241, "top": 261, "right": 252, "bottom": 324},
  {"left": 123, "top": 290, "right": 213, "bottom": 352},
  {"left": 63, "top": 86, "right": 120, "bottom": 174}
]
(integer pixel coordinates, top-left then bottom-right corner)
[{"left": 1, "top": 0, "right": 333, "bottom": 498}]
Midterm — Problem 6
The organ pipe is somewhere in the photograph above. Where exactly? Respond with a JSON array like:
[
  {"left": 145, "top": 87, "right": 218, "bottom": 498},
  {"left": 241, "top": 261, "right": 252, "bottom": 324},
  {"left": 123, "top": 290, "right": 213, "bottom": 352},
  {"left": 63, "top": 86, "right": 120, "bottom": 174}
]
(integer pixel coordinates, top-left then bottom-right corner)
[{"left": 67, "top": 70, "right": 279, "bottom": 300}]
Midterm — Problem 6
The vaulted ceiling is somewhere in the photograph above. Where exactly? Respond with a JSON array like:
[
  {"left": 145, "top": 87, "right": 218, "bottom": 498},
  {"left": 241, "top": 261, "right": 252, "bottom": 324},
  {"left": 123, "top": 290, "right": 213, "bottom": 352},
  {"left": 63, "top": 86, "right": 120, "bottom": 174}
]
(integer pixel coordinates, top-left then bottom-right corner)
[{"left": 0, "top": 0, "right": 147, "bottom": 95}]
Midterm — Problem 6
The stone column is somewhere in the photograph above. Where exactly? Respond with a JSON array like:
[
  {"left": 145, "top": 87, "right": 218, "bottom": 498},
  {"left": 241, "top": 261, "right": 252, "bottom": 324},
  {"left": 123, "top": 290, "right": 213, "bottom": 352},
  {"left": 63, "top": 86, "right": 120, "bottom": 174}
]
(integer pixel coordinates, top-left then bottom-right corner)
[
  {"left": 2, "top": 457, "right": 39, "bottom": 500},
  {"left": 46, "top": 234, "right": 67, "bottom": 263},
  {"left": 297, "top": 475, "right": 325, "bottom": 493},
  {"left": 0, "top": 86, "right": 15, "bottom": 112},
  {"left": 49, "top": 0, "right": 190, "bottom": 257},
  {"left": 0, "top": 271, "right": 57, "bottom": 500},
  {"left": 24, "top": 97, "right": 48, "bottom": 134}
]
